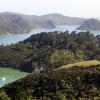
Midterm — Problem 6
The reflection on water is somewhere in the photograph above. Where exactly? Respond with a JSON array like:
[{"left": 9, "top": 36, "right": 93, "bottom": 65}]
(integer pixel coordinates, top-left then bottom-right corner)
[
  {"left": 0, "top": 68, "right": 28, "bottom": 87},
  {"left": 0, "top": 77, "right": 6, "bottom": 81}
]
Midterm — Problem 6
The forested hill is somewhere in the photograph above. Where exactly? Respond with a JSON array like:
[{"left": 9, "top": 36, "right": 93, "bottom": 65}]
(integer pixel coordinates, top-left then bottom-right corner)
[
  {"left": 0, "top": 12, "right": 56, "bottom": 34},
  {"left": 1, "top": 60, "right": 100, "bottom": 99},
  {"left": 0, "top": 31, "right": 100, "bottom": 72}
]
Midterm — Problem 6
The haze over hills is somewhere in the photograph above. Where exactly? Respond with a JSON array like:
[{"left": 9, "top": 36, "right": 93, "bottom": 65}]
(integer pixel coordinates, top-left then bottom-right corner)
[
  {"left": 0, "top": 12, "right": 86, "bottom": 34},
  {"left": 77, "top": 18, "right": 100, "bottom": 30},
  {"left": 0, "top": 12, "right": 56, "bottom": 34},
  {"left": 41, "top": 13, "right": 85, "bottom": 25}
]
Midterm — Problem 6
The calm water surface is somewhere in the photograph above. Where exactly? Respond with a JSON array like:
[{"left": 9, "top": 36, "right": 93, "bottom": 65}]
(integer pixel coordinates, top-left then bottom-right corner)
[
  {"left": 0, "top": 25, "right": 79, "bottom": 45},
  {"left": 0, "top": 68, "right": 29, "bottom": 87}
]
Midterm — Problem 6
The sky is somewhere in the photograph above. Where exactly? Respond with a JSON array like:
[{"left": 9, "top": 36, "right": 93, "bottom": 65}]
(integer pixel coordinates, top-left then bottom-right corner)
[{"left": 0, "top": 0, "right": 100, "bottom": 18}]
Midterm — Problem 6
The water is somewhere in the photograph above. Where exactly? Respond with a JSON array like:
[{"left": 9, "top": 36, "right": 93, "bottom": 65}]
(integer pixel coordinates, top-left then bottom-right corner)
[
  {"left": 0, "top": 25, "right": 100, "bottom": 45},
  {"left": 0, "top": 68, "right": 29, "bottom": 87},
  {"left": 0, "top": 25, "right": 79, "bottom": 45}
]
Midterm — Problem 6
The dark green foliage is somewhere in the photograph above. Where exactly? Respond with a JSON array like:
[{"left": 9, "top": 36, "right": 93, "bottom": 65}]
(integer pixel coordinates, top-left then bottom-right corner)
[
  {"left": 49, "top": 50, "right": 76, "bottom": 68},
  {"left": 0, "top": 32, "right": 100, "bottom": 100},
  {"left": 2, "top": 64, "right": 100, "bottom": 100},
  {"left": 0, "top": 31, "right": 100, "bottom": 99},
  {"left": 0, "top": 31, "right": 100, "bottom": 72},
  {"left": 0, "top": 90, "right": 10, "bottom": 100}
]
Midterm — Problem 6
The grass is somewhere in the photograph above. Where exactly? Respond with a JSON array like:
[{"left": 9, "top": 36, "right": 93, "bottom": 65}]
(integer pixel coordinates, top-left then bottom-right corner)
[{"left": 56, "top": 60, "right": 100, "bottom": 70}]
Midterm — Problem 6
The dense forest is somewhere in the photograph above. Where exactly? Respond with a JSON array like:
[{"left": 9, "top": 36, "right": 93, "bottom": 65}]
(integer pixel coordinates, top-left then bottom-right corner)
[
  {"left": 0, "top": 61, "right": 100, "bottom": 100},
  {"left": 0, "top": 31, "right": 100, "bottom": 72},
  {"left": 0, "top": 31, "right": 100, "bottom": 100}
]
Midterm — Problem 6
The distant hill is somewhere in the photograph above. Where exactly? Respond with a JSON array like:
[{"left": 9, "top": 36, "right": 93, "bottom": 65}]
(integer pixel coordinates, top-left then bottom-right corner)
[
  {"left": 0, "top": 12, "right": 86, "bottom": 34},
  {"left": 0, "top": 12, "right": 32, "bottom": 34},
  {"left": 0, "top": 12, "right": 56, "bottom": 34},
  {"left": 41, "top": 13, "right": 85, "bottom": 25},
  {"left": 77, "top": 18, "right": 100, "bottom": 30}
]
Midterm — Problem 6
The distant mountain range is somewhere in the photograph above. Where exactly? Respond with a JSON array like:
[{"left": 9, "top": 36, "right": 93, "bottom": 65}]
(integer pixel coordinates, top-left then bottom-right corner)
[
  {"left": 77, "top": 18, "right": 100, "bottom": 30},
  {"left": 0, "top": 12, "right": 85, "bottom": 34},
  {"left": 1, "top": 12, "right": 100, "bottom": 34},
  {"left": 41, "top": 13, "right": 85, "bottom": 25}
]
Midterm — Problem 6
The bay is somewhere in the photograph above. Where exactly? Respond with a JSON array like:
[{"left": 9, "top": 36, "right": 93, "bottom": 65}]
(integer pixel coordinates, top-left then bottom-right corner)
[{"left": 0, "top": 68, "right": 29, "bottom": 87}]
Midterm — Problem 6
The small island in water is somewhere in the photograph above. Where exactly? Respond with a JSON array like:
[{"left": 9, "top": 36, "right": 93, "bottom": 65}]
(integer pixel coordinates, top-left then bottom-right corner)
[{"left": 77, "top": 18, "right": 100, "bottom": 30}]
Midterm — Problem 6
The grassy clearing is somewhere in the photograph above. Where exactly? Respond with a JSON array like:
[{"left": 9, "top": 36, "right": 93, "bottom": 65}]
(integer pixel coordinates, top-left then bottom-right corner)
[{"left": 56, "top": 60, "right": 100, "bottom": 70}]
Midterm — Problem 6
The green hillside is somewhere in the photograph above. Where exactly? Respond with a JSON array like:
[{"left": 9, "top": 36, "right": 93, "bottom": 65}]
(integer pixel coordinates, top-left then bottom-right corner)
[
  {"left": 0, "top": 31, "right": 100, "bottom": 99},
  {"left": 56, "top": 60, "right": 100, "bottom": 70},
  {"left": 0, "top": 31, "right": 100, "bottom": 72},
  {"left": 0, "top": 60, "right": 100, "bottom": 100}
]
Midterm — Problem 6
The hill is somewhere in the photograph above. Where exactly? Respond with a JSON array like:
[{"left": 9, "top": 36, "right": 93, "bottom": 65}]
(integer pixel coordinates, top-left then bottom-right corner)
[
  {"left": 41, "top": 13, "right": 85, "bottom": 25},
  {"left": 0, "top": 12, "right": 55, "bottom": 34},
  {"left": 1, "top": 60, "right": 100, "bottom": 99},
  {"left": 0, "top": 12, "right": 86, "bottom": 34},
  {"left": 0, "top": 12, "right": 32, "bottom": 34},
  {"left": 0, "top": 31, "right": 100, "bottom": 72},
  {"left": 77, "top": 18, "right": 100, "bottom": 30}
]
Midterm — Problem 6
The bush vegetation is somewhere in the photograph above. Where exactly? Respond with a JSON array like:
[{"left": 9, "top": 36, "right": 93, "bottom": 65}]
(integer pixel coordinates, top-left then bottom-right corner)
[
  {"left": 1, "top": 61, "right": 100, "bottom": 100},
  {"left": 0, "top": 31, "right": 100, "bottom": 72}
]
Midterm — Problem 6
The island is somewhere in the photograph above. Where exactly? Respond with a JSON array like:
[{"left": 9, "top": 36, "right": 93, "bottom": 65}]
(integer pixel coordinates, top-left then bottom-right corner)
[{"left": 77, "top": 18, "right": 100, "bottom": 30}]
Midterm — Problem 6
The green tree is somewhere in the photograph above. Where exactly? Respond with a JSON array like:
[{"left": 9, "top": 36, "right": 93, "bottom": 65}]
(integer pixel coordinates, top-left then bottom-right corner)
[
  {"left": 0, "top": 91, "right": 10, "bottom": 100},
  {"left": 54, "top": 92, "right": 66, "bottom": 100},
  {"left": 49, "top": 50, "right": 75, "bottom": 68}
]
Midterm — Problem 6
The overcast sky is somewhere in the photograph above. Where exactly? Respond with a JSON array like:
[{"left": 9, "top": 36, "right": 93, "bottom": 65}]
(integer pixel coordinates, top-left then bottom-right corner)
[{"left": 0, "top": 0, "right": 100, "bottom": 18}]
